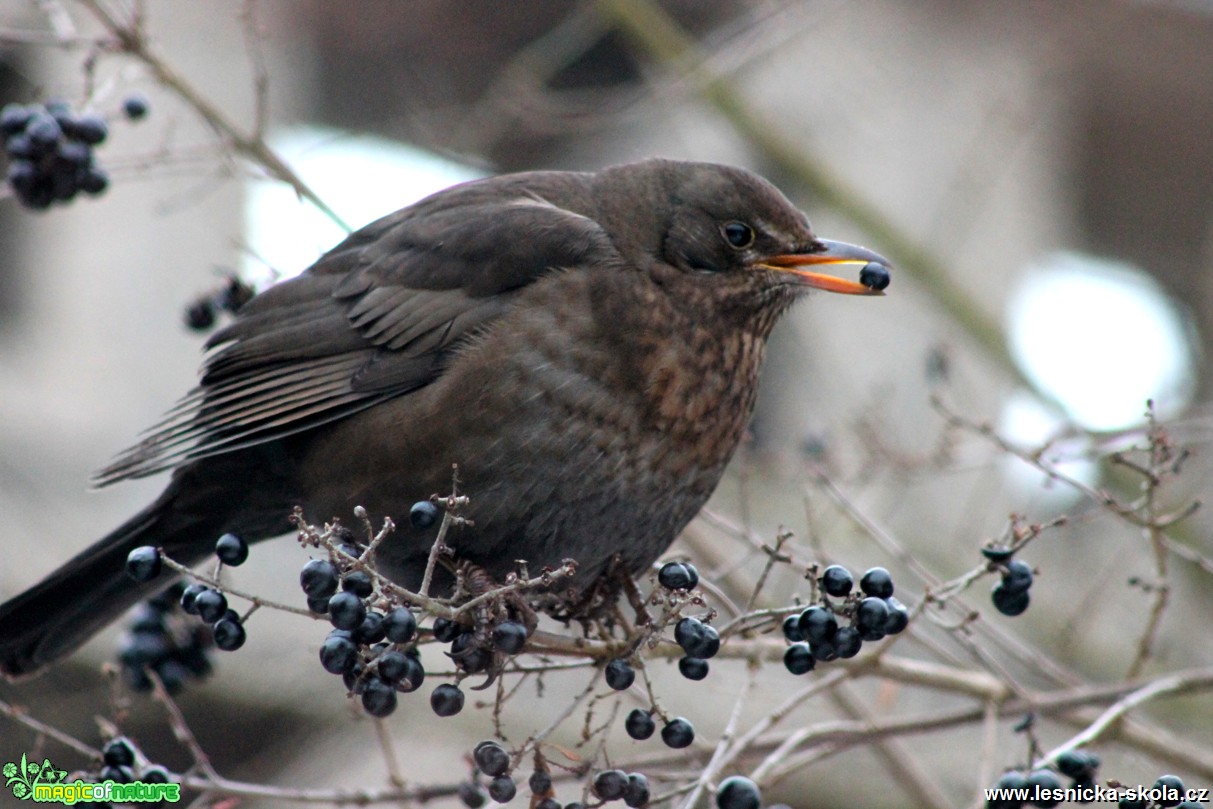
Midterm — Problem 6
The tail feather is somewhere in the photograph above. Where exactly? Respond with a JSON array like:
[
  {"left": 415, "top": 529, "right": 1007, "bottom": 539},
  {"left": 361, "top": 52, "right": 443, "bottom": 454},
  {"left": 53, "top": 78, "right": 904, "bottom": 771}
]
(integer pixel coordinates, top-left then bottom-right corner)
[{"left": 0, "top": 488, "right": 217, "bottom": 679}]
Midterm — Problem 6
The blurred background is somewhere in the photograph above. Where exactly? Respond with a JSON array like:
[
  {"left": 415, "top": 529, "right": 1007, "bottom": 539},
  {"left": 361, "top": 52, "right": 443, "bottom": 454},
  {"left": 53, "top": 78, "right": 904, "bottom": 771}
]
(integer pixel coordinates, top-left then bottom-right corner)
[{"left": 1, "top": 1, "right": 1211, "bottom": 807}]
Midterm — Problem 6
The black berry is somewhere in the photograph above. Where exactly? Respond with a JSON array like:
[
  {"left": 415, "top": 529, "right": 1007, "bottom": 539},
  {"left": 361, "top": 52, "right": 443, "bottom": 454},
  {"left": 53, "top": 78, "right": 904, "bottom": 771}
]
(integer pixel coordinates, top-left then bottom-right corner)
[
  {"left": 300, "top": 559, "right": 340, "bottom": 599},
  {"left": 623, "top": 773, "right": 650, "bottom": 808},
  {"left": 125, "top": 546, "right": 162, "bottom": 582},
  {"left": 212, "top": 614, "right": 246, "bottom": 651},
  {"left": 492, "top": 620, "right": 528, "bottom": 654},
  {"left": 679, "top": 656, "right": 709, "bottom": 680},
  {"left": 409, "top": 500, "right": 440, "bottom": 530},
  {"left": 354, "top": 611, "right": 387, "bottom": 644},
  {"left": 783, "top": 643, "right": 815, "bottom": 675},
  {"left": 991, "top": 584, "right": 1030, "bottom": 617},
  {"left": 859, "top": 262, "right": 891, "bottom": 291},
  {"left": 194, "top": 588, "right": 228, "bottom": 623},
  {"left": 883, "top": 597, "right": 909, "bottom": 635},
  {"left": 820, "top": 564, "right": 854, "bottom": 597},
  {"left": 488, "top": 775, "right": 516, "bottom": 803},
  {"left": 122, "top": 93, "right": 150, "bottom": 120},
  {"left": 384, "top": 607, "right": 418, "bottom": 643},
  {"left": 834, "top": 626, "right": 863, "bottom": 658},
  {"left": 860, "top": 567, "right": 894, "bottom": 598},
  {"left": 661, "top": 717, "right": 695, "bottom": 748},
  {"left": 529, "top": 769, "right": 553, "bottom": 795},
  {"left": 342, "top": 570, "right": 374, "bottom": 598},
  {"left": 320, "top": 631, "right": 359, "bottom": 674},
  {"left": 657, "top": 560, "right": 699, "bottom": 590},
  {"left": 473, "top": 740, "right": 510, "bottom": 777},
  {"left": 214, "top": 533, "right": 248, "bottom": 566},
  {"left": 102, "top": 737, "right": 135, "bottom": 767},
  {"left": 327, "top": 591, "right": 367, "bottom": 631},
  {"left": 180, "top": 583, "right": 207, "bottom": 615},
  {"left": 674, "top": 617, "right": 720, "bottom": 659},
  {"left": 432, "top": 617, "right": 461, "bottom": 643},
  {"left": 431, "top": 683, "right": 465, "bottom": 716},
  {"left": 592, "top": 769, "right": 629, "bottom": 801},
  {"left": 798, "top": 606, "right": 837, "bottom": 643},
  {"left": 361, "top": 677, "right": 398, "bottom": 717},
  {"left": 716, "top": 776, "right": 761, "bottom": 809},
  {"left": 781, "top": 614, "right": 805, "bottom": 642},
  {"left": 605, "top": 658, "right": 636, "bottom": 690},
  {"left": 625, "top": 708, "right": 655, "bottom": 740},
  {"left": 1002, "top": 559, "right": 1034, "bottom": 594}
]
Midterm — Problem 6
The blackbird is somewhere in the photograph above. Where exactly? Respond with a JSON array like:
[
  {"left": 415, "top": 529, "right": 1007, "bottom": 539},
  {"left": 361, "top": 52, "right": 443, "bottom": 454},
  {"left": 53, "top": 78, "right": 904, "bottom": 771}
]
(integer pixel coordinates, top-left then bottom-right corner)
[{"left": 0, "top": 158, "right": 889, "bottom": 678}]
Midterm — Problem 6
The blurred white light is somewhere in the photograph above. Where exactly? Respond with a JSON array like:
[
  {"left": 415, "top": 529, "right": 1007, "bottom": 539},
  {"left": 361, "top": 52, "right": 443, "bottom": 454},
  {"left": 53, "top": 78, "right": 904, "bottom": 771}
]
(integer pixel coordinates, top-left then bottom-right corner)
[
  {"left": 244, "top": 127, "right": 482, "bottom": 286},
  {"left": 997, "top": 390, "right": 1097, "bottom": 497},
  {"left": 1006, "top": 252, "right": 1195, "bottom": 432}
]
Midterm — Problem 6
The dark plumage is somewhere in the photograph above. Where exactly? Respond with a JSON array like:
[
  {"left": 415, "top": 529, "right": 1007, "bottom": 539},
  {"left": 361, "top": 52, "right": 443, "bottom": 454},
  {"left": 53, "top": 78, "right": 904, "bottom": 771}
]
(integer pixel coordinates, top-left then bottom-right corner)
[{"left": 0, "top": 158, "right": 889, "bottom": 678}]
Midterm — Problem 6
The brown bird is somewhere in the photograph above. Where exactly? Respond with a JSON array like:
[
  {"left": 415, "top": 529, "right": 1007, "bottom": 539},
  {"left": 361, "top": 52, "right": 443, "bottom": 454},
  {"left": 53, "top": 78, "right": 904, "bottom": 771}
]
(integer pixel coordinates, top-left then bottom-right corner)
[{"left": 0, "top": 158, "right": 889, "bottom": 678}]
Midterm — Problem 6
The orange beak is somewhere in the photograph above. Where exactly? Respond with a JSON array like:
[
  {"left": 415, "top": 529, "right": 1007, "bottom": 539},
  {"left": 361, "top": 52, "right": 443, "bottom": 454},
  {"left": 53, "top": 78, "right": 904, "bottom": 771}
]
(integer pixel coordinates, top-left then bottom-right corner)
[{"left": 758, "top": 239, "right": 891, "bottom": 295}]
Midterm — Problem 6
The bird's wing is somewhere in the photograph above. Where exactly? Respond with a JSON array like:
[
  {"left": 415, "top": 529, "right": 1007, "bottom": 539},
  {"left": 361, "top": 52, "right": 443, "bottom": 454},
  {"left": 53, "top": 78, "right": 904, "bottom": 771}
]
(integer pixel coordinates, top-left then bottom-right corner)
[{"left": 95, "top": 175, "right": 613, "bottom": 485}]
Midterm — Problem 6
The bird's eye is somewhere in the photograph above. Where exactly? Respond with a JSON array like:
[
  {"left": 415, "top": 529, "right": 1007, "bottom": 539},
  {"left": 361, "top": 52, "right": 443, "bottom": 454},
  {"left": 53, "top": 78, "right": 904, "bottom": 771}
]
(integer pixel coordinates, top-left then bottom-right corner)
[{"left": 722, "top": 221, "right": 755, "bottom": 249}]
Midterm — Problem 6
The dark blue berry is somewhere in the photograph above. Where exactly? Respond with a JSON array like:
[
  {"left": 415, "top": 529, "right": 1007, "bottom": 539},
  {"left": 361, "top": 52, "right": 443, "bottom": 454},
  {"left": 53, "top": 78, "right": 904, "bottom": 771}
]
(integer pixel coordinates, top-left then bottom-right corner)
[
  {"left": 592, "top": 770, "right": 629, "bottom": 800},
  {"left": 781, "top": 614, "right": 805, "bottom": 642},
  {"left": 409, "top": 500, "right": 440, "bottom": 530},
  {"left": 860, "top": 567, "right": 894, "bottom": 598},
  {"left": 623, "top": 773, "right": 650, "bottom": 808},
  {"left": 214, "top": 533, "right": 248, "bottom": 566},
  {"left": 180, "top": 583, "right": 207, "bottom": 615},
  {"left": 342, "top": 570, "right": 374, "bottom": 598},
  {"left": 716, "top": 776, "right": 761, "bottom": 809},
  {"left": 102, "top": 737, "right": 135, "bottom": 767},
  {"left": 488, "top": 775, "right": 516, "bottom": 803},
  {"left": 125, "top": 546, "right": 162, "bottom": 582},
  {"left": 674, "top": 617, "right": 720, "bottom": 658},
  {"left": 991, "top": 584, "right": 1030, "bottom": 617},
  {"left": 820, "top": 564, "right": 854, "bottom": 597},
  {"left": 320, "top": 632, "right": 359, "bottom": 674},
  {"left": 122, "top": 93, "right": 149, "bottom": 120},
  {"left": 661, "top": 717, "right": 694, "bottom": 748},
  {"left": 194, "top": 588, "right": 227, "bottom": 623},
  {"left": 300, "top": 559, "right": 340, "bottom": 599},
  {"left": 473, "top": 740, "right": 510, "bottom": 777},
  {"left": 212, "top": 614, "right": 246, "bottom": 651},
  {"left": 834, "top": 626, "right": 863, "bottom": 658},
  {"left": 798, "top": 606, "right": 837, "bottom": 643},
  {"left": 783, "top": 643, "right": 815, "bottom": 675},
  {"left": 679, "top": 656, "right": 709, "bottom": 680},
  {"left": 859, "top": 262, "right": 891, "bottom": 291},
  {"left": 492, "top": 620, "right": 528, "bottom": 654},
  {"left": 1002, "top": 559, "right": 1034, "bottom": 594},
  {"left": 625, "top": 709, "right": 655, "bottom": 740},
  {"left": 327, "top": 591, "right": 367, "bottom": 631},
  {"left": 384, "top": 607, "right": 417, "bottom": 643},
  {"left": 361, "top": 676, "right": 398, "bottom": 717},
  {"left": 605, "top": 658, "right": 636, "bottom": 690},
  {"left": 658, "top": 561, "right": 699, "bottom": 590},
  {"left": 431, "top": 683, "right": 465, "bottom": 716}
]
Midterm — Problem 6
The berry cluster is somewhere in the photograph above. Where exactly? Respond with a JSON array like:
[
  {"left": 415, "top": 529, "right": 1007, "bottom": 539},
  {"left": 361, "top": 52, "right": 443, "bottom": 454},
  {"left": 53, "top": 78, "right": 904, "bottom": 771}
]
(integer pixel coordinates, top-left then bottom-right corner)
[
  {"left": 116, "top": 581, "right": 212, "bottom": 694},
  {"left": 591, "top": 768, "right": 650, "bottom": 807},
  {"left": 460, "top": 740, "right": 594, "bottom": 809},
  {"left": 982, "top": 545, "right": 1035, "bottom": 617},
  {"left": 986, "top": 761, "right": 1200, "bottom": 809},
  {"left": 120, "top": 533, "right": 252, "bottom": 689},
  {"left": 300, "top": 503, "right": 530, "bottom": 720},
  {"left": 986, "top": 750, "right": 1102, "bottom": 808},
  {"left": 93, "top": 737, "right": 172, "bottom": 788},
  {"left": 781, "top": 565, "right": 908, "bottom": 675},
  {"left": 1, "top": 94, "right": 147, "bottom": 210},
  {"left": 184, "top": 274, "right": 256, "bottom": 331}
]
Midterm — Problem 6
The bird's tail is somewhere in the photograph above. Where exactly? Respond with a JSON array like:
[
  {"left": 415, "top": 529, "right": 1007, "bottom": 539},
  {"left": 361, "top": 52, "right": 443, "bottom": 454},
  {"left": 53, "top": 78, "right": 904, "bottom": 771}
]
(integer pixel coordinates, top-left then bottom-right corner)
[{"left": 0, "top": 483, "right": 220, "bottom": 680}]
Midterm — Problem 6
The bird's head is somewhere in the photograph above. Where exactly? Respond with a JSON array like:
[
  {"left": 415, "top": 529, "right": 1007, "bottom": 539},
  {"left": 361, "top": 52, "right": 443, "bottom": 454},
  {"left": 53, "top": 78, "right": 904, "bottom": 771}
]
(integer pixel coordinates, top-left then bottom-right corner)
[{"left": 595, "top": 159, "right": 890, "bottom": 330}]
